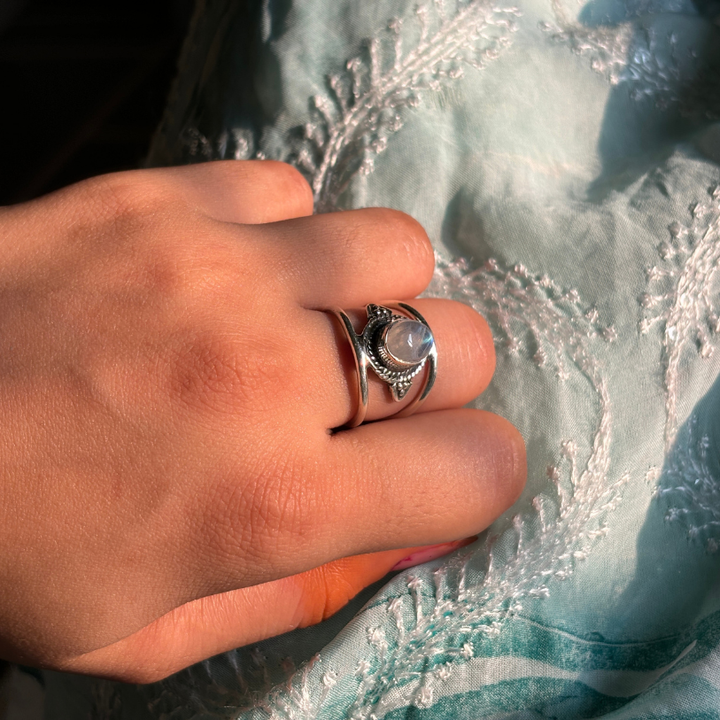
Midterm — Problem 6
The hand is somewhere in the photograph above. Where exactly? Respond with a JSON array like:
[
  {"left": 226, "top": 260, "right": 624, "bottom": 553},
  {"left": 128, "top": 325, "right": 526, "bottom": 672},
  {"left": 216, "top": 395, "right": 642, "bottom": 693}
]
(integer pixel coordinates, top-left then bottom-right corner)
[{"left": 0, "top": 161, "right": 525, "bottom": 681}]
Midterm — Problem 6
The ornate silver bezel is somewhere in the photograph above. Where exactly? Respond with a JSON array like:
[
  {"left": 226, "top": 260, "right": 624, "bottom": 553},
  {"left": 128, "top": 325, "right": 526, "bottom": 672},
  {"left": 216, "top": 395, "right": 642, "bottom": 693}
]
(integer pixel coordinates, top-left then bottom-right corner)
[{"left": 361, "top": 304, "right": 431, "bottom": 400}]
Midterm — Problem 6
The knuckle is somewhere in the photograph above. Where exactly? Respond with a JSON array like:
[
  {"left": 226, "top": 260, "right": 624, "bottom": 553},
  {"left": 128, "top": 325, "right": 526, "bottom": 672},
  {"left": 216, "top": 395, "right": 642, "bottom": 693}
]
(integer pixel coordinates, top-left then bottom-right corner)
[
  {"left": 259, "top": 161, "right": 314, "bottom": 215},
  {"left": 296, "top": 562, "right": 361, "bottom": 627},
  {"left": 469, "top": 410, "right": 527, "bottom": 508},
  {"left": 376, "top": 206, "right": 426, "bottom": 238},
  {"left": 361, "top": 208, "right": 435, "bottom": 278},
  {"left": 392, "top": 211, "right": 435, "bottom": 275},
  {"left": 80, "top": 171, "right": 173, "bottom": 225},
  {"left": 501, "top": 418, "right": 528, "bottom": 503}
]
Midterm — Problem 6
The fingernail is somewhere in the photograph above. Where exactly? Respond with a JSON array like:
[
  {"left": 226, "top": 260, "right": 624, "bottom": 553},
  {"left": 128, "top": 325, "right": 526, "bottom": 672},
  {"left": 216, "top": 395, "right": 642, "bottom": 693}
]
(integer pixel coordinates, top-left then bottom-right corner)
[{"left": 391, "top": 536, "right": 478, "bottom": 571}]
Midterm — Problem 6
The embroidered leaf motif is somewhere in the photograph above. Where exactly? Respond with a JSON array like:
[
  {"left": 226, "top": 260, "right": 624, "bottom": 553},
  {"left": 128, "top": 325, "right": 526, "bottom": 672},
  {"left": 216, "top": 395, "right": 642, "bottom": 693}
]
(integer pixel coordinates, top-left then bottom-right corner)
[
  {"left": 178, "top": 1, "right": 519, "bottom": 211},
  {"left": 540, "top": 1, "right": 633, "bottom": 87},
  {"left": 140, "top": 2, "right": 661, "bottom": 717},
  {"left": 654, "top": 414, "right": 720, "bottom": 555},
  {"left": 541, "top": 0, "right": 720, "bottom": 118},
  {"left": 291, "top": 0, "right": 520, "bottom": 211},
  {"left": 641, "top": 186, "right": 720, "bottom": 448}
]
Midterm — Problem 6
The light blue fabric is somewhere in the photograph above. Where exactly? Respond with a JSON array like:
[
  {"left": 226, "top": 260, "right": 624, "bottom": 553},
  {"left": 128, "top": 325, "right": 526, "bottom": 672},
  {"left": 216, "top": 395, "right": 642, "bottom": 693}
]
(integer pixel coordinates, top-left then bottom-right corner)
[{"left": 43, "top": 0, "right": 720, "bottom": 717}]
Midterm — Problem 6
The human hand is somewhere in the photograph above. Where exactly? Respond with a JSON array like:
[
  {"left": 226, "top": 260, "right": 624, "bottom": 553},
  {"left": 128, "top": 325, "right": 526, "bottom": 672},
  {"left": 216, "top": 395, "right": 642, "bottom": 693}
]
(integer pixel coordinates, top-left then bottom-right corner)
[{"left": 0, "top": 161, "right": 525, "bottom": 681}]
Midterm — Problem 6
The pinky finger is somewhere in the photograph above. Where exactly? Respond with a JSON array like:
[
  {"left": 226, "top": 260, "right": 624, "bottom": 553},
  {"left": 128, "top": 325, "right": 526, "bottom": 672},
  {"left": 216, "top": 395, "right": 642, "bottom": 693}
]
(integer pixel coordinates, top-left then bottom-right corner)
[{"left": 59, "top": 542, "right": 473, "bottom": 684}]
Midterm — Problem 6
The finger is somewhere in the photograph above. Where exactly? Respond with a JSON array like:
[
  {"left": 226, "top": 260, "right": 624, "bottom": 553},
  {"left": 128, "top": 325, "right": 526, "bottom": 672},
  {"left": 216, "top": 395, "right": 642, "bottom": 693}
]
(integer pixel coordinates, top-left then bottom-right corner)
[
  {"left": 64, "top": 408, "right": 523, "bottom": 683},
  {"left": 166, "top": 160, "right": 314, "bottom": 224},
  {"left": 249, "top": 207, "right": 435, "bottom": 307},
  {"left": 61, "top": 542, "right": 475, "bottom": 683},
  {"left": 307, "top": 298, "right": 495, "bottom": 428},
  {"left": 325, "top": 409, "right": 526, "bottom": 555}
]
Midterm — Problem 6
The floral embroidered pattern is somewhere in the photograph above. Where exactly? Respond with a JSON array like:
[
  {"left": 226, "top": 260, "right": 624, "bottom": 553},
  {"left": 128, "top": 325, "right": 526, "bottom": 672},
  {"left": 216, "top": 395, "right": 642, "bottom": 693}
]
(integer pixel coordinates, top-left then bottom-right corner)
[
  {"left": 428, "top": 256, "right": 624, "bottom": 590},
  {"left": 181, "top": 126, "right": 259, "bottom": 163},
  {"left": 347, "top": 259, "right": 626, "bottom": 719},
  {"left": 641, "top": 186, "right": 720, "bottom": 448},
  {"left": 133, "top": 2, "right": 720, "bottom": 719},
  {"left": 540, "top": 0, "right": 720, "bottom": 118},
  {"left": 175, "top": 0, "right": 520, "bottom": 208},
  {"left": 141, "top": 0, "right": 653, "bottom": 715},
  {"left": 654, "top": 414, "right": 720, "bottom": 554},
  {"left": 290, "top": 0, "right": 519, "bottom": 211},
  {"left": 540, "top": 1, "right": 634, "bottom": 87}
]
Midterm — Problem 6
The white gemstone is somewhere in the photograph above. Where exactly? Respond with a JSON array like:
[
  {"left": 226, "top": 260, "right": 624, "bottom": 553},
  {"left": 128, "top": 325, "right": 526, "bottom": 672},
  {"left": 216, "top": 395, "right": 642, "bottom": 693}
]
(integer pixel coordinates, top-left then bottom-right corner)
[{"left": 385, "top": 320, "right": 433, "bottom": 365}]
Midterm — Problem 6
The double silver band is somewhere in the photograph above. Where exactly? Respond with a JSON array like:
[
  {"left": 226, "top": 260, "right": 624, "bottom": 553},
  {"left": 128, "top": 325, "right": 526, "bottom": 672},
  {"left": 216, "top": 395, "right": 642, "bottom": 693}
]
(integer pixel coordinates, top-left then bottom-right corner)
[{"left": 329, "top": 302, "right": 438, "bottom": 428}]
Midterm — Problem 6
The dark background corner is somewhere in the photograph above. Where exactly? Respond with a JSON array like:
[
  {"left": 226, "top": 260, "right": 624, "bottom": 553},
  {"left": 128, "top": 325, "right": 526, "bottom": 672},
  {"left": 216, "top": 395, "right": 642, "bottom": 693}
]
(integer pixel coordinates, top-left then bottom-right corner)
[{"left": 0, "top": 0, "right": 196, "bottom": 205}]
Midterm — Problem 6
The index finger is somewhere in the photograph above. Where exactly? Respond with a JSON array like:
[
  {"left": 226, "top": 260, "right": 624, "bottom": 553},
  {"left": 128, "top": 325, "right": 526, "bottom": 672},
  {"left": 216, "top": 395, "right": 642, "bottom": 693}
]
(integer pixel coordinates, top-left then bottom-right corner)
[{"left": 166, "top": 160, "right": 315, "bottom": 224}]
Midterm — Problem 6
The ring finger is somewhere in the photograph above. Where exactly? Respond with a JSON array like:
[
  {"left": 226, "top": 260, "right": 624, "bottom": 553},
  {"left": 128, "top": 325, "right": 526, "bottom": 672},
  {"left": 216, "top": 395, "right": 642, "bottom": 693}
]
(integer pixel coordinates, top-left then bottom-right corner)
[{"left": 307, "top": 297, "right": 496, "bottom": 429}]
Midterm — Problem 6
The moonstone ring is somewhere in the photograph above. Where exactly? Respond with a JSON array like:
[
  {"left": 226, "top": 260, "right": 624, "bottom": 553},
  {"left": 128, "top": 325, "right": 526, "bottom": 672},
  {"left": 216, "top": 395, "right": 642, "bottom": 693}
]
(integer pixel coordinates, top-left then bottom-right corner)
[{"left": 329, "top": 303, "right": 437, "bottom": 428}]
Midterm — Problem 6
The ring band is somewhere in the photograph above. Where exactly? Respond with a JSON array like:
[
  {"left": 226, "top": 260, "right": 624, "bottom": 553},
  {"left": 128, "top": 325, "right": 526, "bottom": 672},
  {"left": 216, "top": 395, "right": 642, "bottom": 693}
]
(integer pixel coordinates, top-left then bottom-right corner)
[{"left": 329, "top": 303, "right": 437, "bottom": 428}]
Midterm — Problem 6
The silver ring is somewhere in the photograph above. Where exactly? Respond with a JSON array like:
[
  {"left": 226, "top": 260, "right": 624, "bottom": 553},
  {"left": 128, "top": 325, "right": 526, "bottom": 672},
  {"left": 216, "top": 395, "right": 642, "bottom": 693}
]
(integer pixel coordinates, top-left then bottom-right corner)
[{"left": 329, "top": 303, "right": 437, "bottom": 428}]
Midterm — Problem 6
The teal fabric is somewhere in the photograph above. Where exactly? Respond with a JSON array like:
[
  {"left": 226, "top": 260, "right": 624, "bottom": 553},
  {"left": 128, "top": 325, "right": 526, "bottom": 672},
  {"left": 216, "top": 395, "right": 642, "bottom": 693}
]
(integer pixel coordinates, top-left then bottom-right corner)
[{"left": 44, "top": 0, "right": 720, "bottom": 717}]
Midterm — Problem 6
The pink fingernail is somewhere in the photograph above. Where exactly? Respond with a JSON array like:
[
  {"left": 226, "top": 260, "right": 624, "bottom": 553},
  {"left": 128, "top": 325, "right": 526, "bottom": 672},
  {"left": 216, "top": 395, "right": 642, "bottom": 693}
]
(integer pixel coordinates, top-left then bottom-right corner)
[{"left": 391, "top": 537, "right": 478, "bottom": 571}]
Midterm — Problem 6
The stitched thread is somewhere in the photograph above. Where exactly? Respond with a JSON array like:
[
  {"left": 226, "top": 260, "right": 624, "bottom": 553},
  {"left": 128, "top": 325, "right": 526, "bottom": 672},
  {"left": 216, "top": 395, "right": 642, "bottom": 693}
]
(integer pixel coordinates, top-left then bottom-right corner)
[
  {"left": 654, "top": 414, "right": 720, "bottom": 554},
  {"left": 293, "top": 0, "right": 520, "bottom": 211},
  {"left": 541, "top": 0, "right": 720, "bottom": 120},
  {"left": 641, "top": 186, "right": 720, "bottom": 448}
]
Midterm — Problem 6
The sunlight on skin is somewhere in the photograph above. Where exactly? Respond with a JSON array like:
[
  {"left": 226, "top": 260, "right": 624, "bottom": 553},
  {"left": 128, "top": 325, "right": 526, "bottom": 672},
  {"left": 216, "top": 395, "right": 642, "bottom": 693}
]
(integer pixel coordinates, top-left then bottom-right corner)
[{"left": 66, "top": 542, "right": 475, "bottom": 682}]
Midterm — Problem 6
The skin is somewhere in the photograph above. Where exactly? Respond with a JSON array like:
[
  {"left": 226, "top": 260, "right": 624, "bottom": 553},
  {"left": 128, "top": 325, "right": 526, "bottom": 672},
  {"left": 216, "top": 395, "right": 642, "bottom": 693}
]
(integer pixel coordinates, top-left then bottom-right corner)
[{"left": 0, "top": 160, "right": 526, "bottom": 683}]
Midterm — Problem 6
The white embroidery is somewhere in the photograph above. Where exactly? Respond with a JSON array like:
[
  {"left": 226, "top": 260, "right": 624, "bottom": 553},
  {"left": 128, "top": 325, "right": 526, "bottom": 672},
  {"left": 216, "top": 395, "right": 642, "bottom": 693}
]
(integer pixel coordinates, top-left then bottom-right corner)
[
  {"left": 180, "top": 126, "right": 260, "bottom": 162},
  {"left": 654, "top": 414, "right": 720, "bottom": 554},
  {"left": 177, "top": 0, "right": 520, "bottom": 189},
  {"left": 290, "top": 0, "right": 519, "bottom": 211},
  {"left": 321, "top": 670, "right": 338, "bottom": 690},
  {"left": 142, "top": 1, "right": 662, "bottom": 716},
  {"left": 415, "top": 684, "right": 434, "bottom": 708},
  {"left": 540, "top": 0, "right": 717, "bottom": 117},
  {"left": 183, "top": 127, "right": 215, "bottom": 160},
  {"left": 540, "top": 1, "right": 633, "bottom": 87},
  {"left": 641, "top": 186, "right": 720, "bottom": 448}
]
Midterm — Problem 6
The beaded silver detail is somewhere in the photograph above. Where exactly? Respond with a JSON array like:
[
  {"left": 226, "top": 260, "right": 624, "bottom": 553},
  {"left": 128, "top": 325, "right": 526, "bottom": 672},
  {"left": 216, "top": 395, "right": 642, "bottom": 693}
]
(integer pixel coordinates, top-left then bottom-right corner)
[
  {"left": 329, "top": 302, "right": 438, "bottom": 427},
  {"left": 362, "top": 304, "right": 431, "bottom": 401}
]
